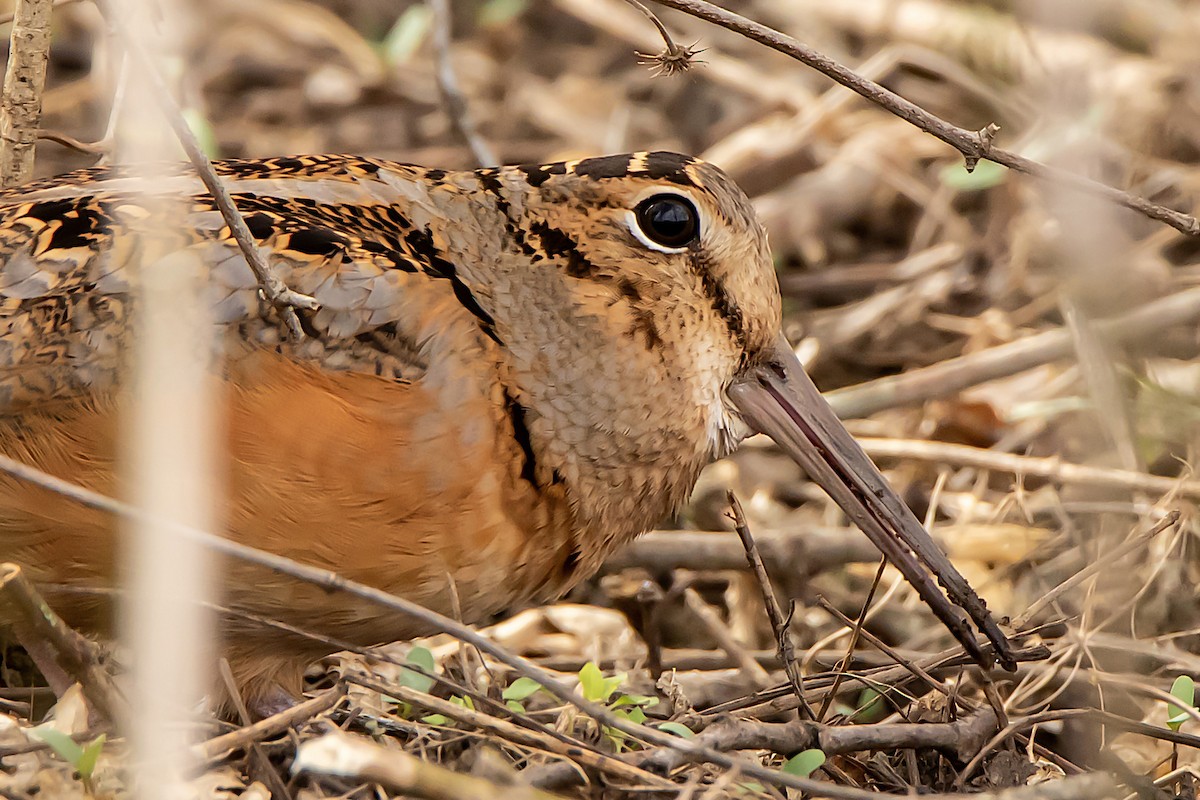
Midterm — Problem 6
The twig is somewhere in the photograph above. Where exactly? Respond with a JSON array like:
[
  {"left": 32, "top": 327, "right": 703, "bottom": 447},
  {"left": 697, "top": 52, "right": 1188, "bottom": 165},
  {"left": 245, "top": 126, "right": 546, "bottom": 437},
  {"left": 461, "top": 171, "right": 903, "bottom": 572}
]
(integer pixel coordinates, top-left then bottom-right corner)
[
  {"left": 427, "top": 0, "right": 495, "bottom": 167},
  {"left": 707, "top": 642, "right": 1051, "bottom": 724},
  {"left": 728, "top": 491, "right": 815, "bottom": 720},
  {"left": 0, "top": 563, "right": 124, "bottom": 723},
  {"left": 817, "top": 559, "right": 886, "bottom": 721},
  {"left": 648, "top": 0, "right": 1200, "bottom": 238},
  {"left": 0, "top": 0, "right": 53, "bottom": 186},
  {"left": 295, "top": 729, "right": 571, "bottom": 800},
  {"left": 195, "top": 684, "right": 346, "bottom": 763},
  {"left": 528, "top": 707, "right": 1000, "bottom": 790},
  {"left": 827, "top": 284, "right": 1200, "bottom": 419},
  {"left": 0, "top": 452, "right": 900, "bottom": 800},
  {"left": 93, "top": 0, "right": 318, "bottom": 340},
  {"left": 853, "top": 438, "right": 1200, "bottom": 500},
  {"left": 35, "top": 128, "right": 110, "bottom": 155}
]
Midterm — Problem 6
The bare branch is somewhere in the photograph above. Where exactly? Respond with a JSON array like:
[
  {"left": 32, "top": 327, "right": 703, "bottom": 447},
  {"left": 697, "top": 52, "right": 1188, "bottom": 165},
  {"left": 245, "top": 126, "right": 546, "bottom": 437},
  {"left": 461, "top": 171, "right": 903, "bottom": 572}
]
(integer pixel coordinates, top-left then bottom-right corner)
[{"left": 648, "top": 0, "right": 1200, "bottom": 238}]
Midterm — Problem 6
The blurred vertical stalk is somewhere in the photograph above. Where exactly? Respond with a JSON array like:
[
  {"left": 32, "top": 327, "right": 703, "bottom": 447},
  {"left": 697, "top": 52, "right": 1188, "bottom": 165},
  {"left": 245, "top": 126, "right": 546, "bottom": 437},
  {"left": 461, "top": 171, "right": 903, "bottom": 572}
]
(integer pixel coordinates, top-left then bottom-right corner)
[
  {"left": 112, "top": 0, "right": 217, "bottom": 795},
  {"left": 0, "top": 0, "right": 52, "bottom": 186}
]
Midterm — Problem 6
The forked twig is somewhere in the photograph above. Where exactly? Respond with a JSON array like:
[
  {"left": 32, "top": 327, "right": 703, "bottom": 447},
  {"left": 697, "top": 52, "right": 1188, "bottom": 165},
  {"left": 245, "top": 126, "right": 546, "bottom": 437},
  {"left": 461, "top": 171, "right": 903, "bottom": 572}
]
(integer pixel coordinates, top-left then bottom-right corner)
[{"left": 195, "top": 685, "right": 345, "bottom": 762}]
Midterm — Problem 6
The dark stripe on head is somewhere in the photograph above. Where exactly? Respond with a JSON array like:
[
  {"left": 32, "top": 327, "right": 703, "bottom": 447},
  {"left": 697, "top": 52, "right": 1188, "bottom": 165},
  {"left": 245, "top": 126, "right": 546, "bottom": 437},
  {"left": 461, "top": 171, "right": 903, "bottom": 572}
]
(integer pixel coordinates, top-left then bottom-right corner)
[
  {"left": 405, "top": 227, "right": 502, "bottom": 345},
  {"left": 692, "top": 252, "right": 746, "bottom": 350},
  {"left": 572, "top": 154, "right": 633, "bottom": 181},
  {"left": 529, "top": 221, "right": 595, "bottom": 279},
  {"left": 642, "top": 152, "right": 696, "bottom": 186},
  {"left": 504, "top": 389, "right": 540, "bottom": 487}
]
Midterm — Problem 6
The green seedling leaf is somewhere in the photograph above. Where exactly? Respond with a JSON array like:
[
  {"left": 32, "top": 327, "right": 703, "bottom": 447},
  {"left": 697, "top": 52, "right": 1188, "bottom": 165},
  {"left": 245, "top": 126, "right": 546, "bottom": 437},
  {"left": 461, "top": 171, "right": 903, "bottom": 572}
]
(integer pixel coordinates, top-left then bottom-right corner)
[
  {"left": 503, "top": 677, "right": 543, "bottom": 702},
  {"left": 1168, "top": 675, "right": 1195, "bottom": 731},
  {"left": 782, "top": 748, "right": 826, "bottom": 778},
  {"left": 611, "top": 693, "right": 659, "bottom": 709},
  {"left": 30, "top": 727, "right": 85, "bottom": 767},
  {"left": 506, "top": 700, "right": 526, "bottom": 714},
  {"left": 658, "top": 721, "right": 694, "bottom": 738},
  {"left": 400, "top": 646, "right": 437, "bottom": 693},
  {"left": 421, "top": 713, "right": 448, "bottom": 726},
  {"left": 579, "top": 661, "right": 605, "bottom": 701},
  {"left": 578, "top": 662, "right": 624, "bottom": 703},
  {"left": 615, "top": 706, "right": 647, "bottom": 725},
  {"left": 850, "top": 687, "right": 887, "bottom": 723},
  {"left": 604, "top": 677, "right": 626, "bottom": 700},
  {"left": 449, "top": 695, "right": 475, "bottom": 711}
]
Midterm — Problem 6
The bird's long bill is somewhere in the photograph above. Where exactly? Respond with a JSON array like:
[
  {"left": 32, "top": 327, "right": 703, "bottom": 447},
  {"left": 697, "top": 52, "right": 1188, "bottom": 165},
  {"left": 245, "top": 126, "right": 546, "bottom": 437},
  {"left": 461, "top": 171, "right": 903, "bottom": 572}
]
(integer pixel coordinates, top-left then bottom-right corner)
[{"left": 729, "top": 334, "right": 1016, "bottom": 671}]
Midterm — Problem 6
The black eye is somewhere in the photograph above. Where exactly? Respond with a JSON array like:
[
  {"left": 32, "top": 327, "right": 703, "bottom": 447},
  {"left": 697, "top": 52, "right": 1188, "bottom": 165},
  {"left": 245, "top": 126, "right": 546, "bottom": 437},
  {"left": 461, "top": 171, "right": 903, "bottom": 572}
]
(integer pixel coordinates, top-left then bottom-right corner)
[{"left": 634, "top": 194, "right": 699, "bottom": 249}]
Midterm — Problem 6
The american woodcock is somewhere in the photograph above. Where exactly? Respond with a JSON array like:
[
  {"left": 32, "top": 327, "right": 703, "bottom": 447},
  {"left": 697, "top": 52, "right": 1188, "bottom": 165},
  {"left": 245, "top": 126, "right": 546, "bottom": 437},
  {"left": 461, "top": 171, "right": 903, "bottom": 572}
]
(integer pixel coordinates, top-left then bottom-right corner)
[{"left": 0, "top": 151, "right": 1015, "bottom": 713}]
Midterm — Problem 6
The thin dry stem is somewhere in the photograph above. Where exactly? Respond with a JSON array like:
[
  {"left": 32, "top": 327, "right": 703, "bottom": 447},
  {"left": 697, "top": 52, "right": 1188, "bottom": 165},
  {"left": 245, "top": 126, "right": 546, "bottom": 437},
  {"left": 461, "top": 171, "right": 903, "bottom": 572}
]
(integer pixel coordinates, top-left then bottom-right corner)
[
  {"left": 854, "top": 438, "right": 1200, "bottom": 499},
  {"left": 348, "top": 673, "right": 673, "bottom": 789}
]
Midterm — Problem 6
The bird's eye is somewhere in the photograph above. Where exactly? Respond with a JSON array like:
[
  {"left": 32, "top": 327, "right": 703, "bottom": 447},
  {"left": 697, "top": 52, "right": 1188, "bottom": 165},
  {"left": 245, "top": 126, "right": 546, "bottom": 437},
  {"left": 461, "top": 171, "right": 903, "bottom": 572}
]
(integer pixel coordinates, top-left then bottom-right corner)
[{"left": 633, "top": 194, "right": 699, "bottom": 250}]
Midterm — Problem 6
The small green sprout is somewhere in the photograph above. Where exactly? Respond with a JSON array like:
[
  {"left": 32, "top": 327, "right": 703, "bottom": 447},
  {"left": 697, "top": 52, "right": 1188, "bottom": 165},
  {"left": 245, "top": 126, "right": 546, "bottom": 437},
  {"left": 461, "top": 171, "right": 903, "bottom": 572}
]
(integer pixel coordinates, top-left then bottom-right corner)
[
  {"left": 576, "top": 662, "right": 660, "bottom": 752},
  {"left": 782, "top": 748, "right": 826, "bottom": 778},
  {"left": 1167, "top": 675, "right": 1195, "bottom": 732},
  {"left": 31, "top": 729, "right": 106, "bottom": 792}
]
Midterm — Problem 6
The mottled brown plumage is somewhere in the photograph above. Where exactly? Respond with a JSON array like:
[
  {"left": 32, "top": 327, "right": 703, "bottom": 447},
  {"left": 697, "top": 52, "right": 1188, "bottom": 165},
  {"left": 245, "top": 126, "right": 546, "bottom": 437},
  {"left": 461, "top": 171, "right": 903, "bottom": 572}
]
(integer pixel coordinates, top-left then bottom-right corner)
[{"left": 0, "top": 151, "right": 1012, "bottom": 713}]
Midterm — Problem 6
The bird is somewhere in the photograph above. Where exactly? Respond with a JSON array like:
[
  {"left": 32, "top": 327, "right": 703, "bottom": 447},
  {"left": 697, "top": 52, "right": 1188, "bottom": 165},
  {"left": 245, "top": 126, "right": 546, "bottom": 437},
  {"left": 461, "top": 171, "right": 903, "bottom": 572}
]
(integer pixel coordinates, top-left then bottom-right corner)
[{"left": 0, "top": 150, "right": 1015, "bottom": 716}]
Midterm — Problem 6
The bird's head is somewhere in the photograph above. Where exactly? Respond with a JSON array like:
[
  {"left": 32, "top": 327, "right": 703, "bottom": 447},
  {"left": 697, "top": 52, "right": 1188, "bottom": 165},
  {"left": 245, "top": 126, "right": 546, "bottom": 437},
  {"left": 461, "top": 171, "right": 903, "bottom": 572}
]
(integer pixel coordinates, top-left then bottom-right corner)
[{"left": 441, "top": 152, "right": 1014, "bottom": 668}]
